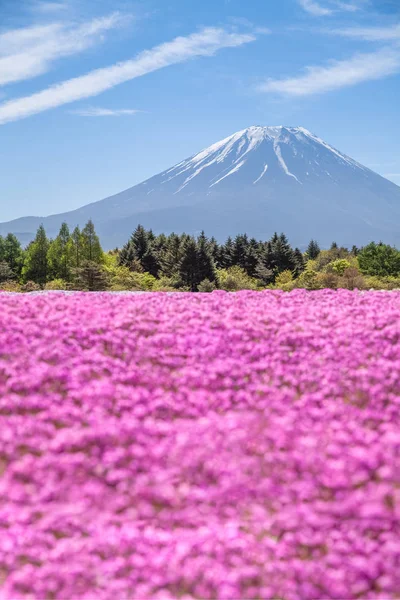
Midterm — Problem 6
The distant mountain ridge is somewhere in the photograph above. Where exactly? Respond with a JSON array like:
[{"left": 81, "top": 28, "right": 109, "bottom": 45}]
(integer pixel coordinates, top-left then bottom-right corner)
[{"left": 1, "top": 125, "right": 400, "bottom": 249}]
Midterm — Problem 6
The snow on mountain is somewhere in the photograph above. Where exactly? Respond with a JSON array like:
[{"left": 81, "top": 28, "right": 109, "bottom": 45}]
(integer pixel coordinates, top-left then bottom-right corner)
[{"left": 1, "top": 126, "right": 400, "bottom": 249}]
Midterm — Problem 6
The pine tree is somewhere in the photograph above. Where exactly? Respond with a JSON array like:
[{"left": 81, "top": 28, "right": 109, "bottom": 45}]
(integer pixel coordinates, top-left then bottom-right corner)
[
  {"left": 272, "top": 233, "right": 296, "bottom": 274},
  {"left": 306, "top": 240, "right": 320, "bottom": 260},
  {"left": 161, "top": 233, "right": 184, "bottom": 277},
  {"left": 179, "top": 237, "right": 199, "bottom": 291},
  {"left": 119, "top": 225, "right": 155, "bottom": 272},
  {"left": 73, "top": 261, "right": 109, "bottom": 291},
  {"left": 293, "top": 248, "right": 305, "bottom": 277},
  {"left": 22, "top": 225, "right": 49, "bottom": 285},
  {"left": 71, "top": 226, "right": 82, "bottom": 268},
  {"left": 218, "top": 236, "right": 234, "bottom": 269},
  {"left": 47, "top": 222, "right": 73, "bottom": 281},
  {"left": 244, "top": 238, "right": 260, "bottom": 277},
  {"left": 81, "top": 220, "right": 103, "bottom": 263},
  {"left": 3, "top": 233, "right": 23, "bottom": 277},
  {"left": 197, "top": 231, "right": 216, "bottom": 284},
  {"left": 0, "top": 261, "right": 14, "bottom": 282},
  {"left": 256, "top": 241, "right": 274, "bottom": 285},
  {"left": 232, "top": 234, "right": 249, "bottom": 270}
]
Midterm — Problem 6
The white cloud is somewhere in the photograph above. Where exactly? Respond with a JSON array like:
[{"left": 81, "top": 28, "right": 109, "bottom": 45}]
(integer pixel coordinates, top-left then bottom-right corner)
[
  {"left": 332, "top": 24, "right": 400, "bottom": 41},
  {"left": 298, "top": 0, "right": 333, "bottom": 16},
  {"left": 259, "top": 47, "right": 400, "bottom": 96},
  {"left": 34, "top": 1, "right": 69, "bottom": 12},
  {"left": 298, "top": 0, "right": 363, "bottom": 16},
  {"left": 0, "top": 27, "right": 256, "bottom": 125},
  {"left": 0, "top": 13, "right": 124, "bottom": 87},
  {"left": 71, "top": 107, "right": 141, "bottom": 117}
]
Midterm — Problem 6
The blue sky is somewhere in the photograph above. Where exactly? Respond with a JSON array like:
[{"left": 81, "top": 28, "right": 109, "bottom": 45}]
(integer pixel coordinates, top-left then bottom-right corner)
[{"left": 0, "top": 0, "right": 399, "bottom": 221}]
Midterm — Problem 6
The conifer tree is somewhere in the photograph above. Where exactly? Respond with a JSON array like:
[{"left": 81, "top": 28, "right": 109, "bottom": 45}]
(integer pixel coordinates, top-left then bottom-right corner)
[
  {"left": 22, "top": 225, "right": 49, "bottom": 285},
  {"left": 81, "top": 220, "right": 103, "bottom": 263},
  {"left": 73, "top": 261, "right": 109, "bottom": 291},
  {"left": 179, "top": 237, "right": 199, "bottom": 291},
  {"left": 0, "top": 261, "right": 14, "bottom": 282},
  {"left": 119, "top": 225, "right": 156, "bottom": 272},
  {"left": 161, "top": 233, "right": 184, "bottom": 277},
  {"left": 219, "top": 236, "right": 234, "bottom": 269},
  {"left": 3, "top": 233, "right": 23, "bottom": 277},
  {"left": 271, "top": 233, "right": 297, "bottom": 274},
  {"left": 293, "top": 248, "right": 305, "bottom": 276},
  {"left": 197, "top": 231, "right": 216, "bottom": 284},
  {"left": 256, "top": 241, "right": 275, "bottom": 285},
  {"left": 232, "top": 234, "right": 249, "bottom": 270},
  {"left": 47, "top": 222, "right": 73, "bottom": 281},
  {"left": 306, "top": 239, "right": 321, "bottom": 260},
  {"left": 71, "top": 226, "right": 83, "bottom": 268}
]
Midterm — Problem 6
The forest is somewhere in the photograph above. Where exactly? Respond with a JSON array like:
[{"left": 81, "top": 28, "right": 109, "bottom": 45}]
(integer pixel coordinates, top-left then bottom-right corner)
[{"left": 1, "top": 221, "right": 400, "bottom": 292}]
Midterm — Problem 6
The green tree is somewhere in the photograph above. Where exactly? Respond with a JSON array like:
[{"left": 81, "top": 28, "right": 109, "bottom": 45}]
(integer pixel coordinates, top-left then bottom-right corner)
[
  {"left": 3, "top": 233, "right": 23, "bottom": 277},
  {"left": 22, "top": 225, "right": 49, "bottom": 285},
  {"left": 71, "top": 226, "right": 83, "bottom": 268},
  {"left": 306, "top": 240, "right": 320, "bottom": 260},
  {"left": 358, "top": 242, "right": 400, "bottom": 277},
  {"left": 73, "top": 260, "right": 109, "bottom": 291},
  {"left": 119, "top": 224, "right": 159, "bottom": 275},
  {"left": 160, "top": 233, "right": 184, "bottom": 278},
  {"left": 197, "top": 231, "right": 216, "bottom": 284},
  {"left": 81, "top": 220, "right": 103, "bottom": 263},
  {"left": 47, "top": 222, "right": 73, "bottom": 281},
  {"left": 179, "top": 237, "right": 199, "bottom": 291},
  {"left": 0, "top": 261, "right": 14, "bottom": 282}
]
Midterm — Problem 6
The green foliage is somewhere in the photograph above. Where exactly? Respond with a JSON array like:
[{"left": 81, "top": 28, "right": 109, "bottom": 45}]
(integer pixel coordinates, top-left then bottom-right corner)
[
  {"left": 109, "top": 266, "right": 156, "bottom": 291},
  {"left": 358, "top": 242, "right": 400, "bottom": 277},
  {"left": 45, "top": 279, "right": 69, "bottom": 290},
  {"left": 179, "top": 237, "right": 199, "bottom": 292},
  {"left": 306, "top": 239, "right": 320, "bottom": 260},
  {"left": 217, "top": 266, "right": 258, "bottom": 291},
  {"left": 72, "top": 260, "right": 109, "bottom": 291},
  {"left": 196, "top": 231, "right": 217, "bottom": 284},
  {"left": 2, "top": 233, "right": 23, "bottom": 277},
  {"left": 273, "top": 270, "right": 295, "bottom": 291},
  {"left": 22, "top": 225, "right": 49, "bottom": 286},
  {"left": 0, "top": 261, "right": 15, "bottom": 282},
  {"left": 81, "top": 220, "right": 103, "bottom": 264},
  {"left": 0, "top": 280, "right": 22, "bottom": 292},
  {"left": 329, "top": 259, "right": 351, "bottom": 275},
  {"left": 198, "top": 279, "right": 217, "bottom": 292},
  {"left": 295, "top": 263, "right": 321, "bottom": 290},
  {"left": 119, "top": 225, "right": 159, "bottom": 276},
  {"left": 47, "top": 223, "right": 74, "bottom": 281}
]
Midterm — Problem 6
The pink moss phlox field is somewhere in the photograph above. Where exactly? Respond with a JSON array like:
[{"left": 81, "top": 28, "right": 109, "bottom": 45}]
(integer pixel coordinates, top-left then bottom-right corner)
[{"left": 0, "top": 290, "right": 400, "bottom": 600}]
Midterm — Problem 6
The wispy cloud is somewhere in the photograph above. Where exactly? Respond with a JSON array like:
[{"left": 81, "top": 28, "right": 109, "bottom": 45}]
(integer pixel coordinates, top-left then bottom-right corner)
[
  {"left": 71, "top": 107, "right": 141, "bottom": 117},
  {"left": 0, "top": 27, "right": 256, "bottom": 125},
  {"left": 259, "top": 47, "right": 400, "bottom": 96},
  {"left": 0, "top": 13, "right": 124, "bottom": 87},
  {"left": 298, "top": 0, "right": 333, "bottom": 16},
  {"left": 34, "top": 1, "right": 69, "bottom": 13},
  {"left": 298, "top": 0, "right": 364, "bottom": 16},
  {"left": 332, "top": 23, "right": 400, "bottom": 41}
]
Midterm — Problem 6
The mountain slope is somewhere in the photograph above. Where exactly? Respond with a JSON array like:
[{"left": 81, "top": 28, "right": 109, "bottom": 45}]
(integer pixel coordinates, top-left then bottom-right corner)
[{"left": 2, "top": 126, "right": 400, "bottom": 249}]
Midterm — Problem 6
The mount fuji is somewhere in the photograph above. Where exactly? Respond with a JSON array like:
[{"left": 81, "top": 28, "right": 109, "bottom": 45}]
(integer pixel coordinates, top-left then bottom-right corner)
[{"left": 2, "top": 125, "right": 400, "bottom": 249}]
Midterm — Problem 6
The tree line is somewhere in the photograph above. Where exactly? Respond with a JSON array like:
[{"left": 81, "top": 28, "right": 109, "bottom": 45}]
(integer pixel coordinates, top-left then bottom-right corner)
[{"left": 1, "top": 221, "right": 400, "bottom": 292}]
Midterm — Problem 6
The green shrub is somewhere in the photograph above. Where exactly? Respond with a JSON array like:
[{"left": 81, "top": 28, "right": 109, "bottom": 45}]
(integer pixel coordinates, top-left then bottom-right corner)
[
  {"left": 45, "top": 279, "right": 69, "bottom": 290},
  {"left": 217, "top": 266, "right": 258, "bottom": 291},
  {"left": 198, "top": 279, "right": 217, "bottom": 292}
]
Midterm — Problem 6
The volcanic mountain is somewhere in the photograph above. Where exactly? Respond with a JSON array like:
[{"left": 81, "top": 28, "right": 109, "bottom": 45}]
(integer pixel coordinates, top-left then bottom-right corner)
[{"left": 2, "top": 126, "right": 400, "bottom": 249}]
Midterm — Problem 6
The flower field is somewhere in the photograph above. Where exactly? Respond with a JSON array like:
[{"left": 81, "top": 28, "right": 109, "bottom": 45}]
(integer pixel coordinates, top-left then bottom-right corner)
[{"left": 0, "top": 290, "right": 399, "bottom": 600}]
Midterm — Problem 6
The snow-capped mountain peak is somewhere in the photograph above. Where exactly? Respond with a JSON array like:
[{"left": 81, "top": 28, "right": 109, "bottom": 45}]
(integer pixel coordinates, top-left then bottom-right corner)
[
  {"left": 1, "top": 125, "right": 399, "bottom": 249},
  {"left": 155, "top": 125, "right": 366, "bottom": 194}
]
